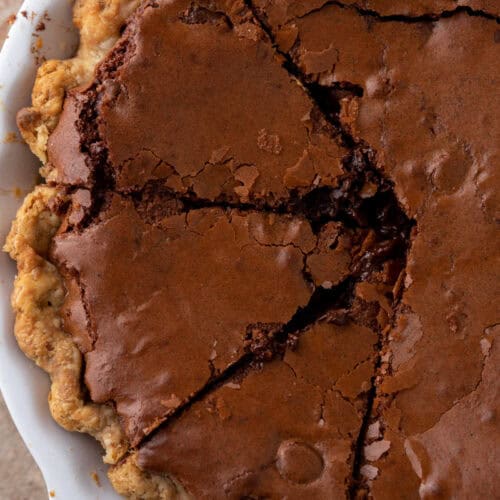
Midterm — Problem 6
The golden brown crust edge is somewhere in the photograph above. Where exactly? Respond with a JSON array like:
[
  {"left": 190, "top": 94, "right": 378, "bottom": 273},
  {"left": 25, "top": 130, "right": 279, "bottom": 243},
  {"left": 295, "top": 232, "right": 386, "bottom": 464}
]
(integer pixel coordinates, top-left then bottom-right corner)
[
  {"left": 4, "top": 186, "right": 128, "bottom": 465},
  {"left": 110, "top": 454, "right": 190, "bottom": 500},
  {"left": 7, "top": 0, "right": 191, "bottom": 495},
  {"left": 17, "top": 0, "right": 141, "bottom": 164},
  {"left": 4, "top": 188, "right": 188, "bottom": 497},
  {"left": 4, "top": 187, "right": 189, "bottom": 496},
  {"left": 8, "top": 0, "right": 143, "bottom": 462}
]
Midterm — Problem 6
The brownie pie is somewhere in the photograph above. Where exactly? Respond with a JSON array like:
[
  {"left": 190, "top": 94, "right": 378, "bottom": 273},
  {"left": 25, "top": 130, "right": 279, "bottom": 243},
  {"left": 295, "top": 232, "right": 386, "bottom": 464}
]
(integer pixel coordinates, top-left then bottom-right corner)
[{"left": 5, "top": 0, "right": 499, "bottom": 498}]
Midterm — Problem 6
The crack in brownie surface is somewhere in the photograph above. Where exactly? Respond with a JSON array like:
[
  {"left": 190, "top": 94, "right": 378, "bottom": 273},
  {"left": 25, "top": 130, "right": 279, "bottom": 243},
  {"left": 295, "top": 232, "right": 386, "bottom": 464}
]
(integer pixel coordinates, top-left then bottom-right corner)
[
  {"left": 43, "top": 0, "right": 415, "bottom": 497},
  {"left": 247, "top": 1, "right": 500, "bottom": 498},
  {"left": 53, "top": 200, "right": 320, "bottom": 443},
  {"left": 137, "top": 321, "right": 379, "bottom": 498}
]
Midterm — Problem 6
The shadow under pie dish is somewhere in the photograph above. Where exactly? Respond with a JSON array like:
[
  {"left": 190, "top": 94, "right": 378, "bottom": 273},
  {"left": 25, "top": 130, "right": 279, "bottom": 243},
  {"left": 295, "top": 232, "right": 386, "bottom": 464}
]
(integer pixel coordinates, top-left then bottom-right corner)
[{"left": 4, "top": 0, "right": 499, "bottom": 498}]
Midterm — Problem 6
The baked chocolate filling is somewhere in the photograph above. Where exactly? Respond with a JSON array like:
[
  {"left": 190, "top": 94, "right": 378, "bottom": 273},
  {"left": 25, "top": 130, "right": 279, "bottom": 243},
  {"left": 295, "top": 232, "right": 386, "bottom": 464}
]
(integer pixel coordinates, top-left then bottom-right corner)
[
  {"left": 8, "top": 0, "right": 496, "bottom": 497},
  {"left": 45, "top": 0, "right": 417, "bottom": 497}
]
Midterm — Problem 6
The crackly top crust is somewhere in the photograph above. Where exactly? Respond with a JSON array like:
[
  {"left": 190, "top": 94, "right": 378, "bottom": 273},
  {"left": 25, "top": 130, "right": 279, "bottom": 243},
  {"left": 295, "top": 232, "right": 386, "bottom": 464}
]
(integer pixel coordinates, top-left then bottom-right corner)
[
  {"left": 138, "top": 321, "right": 377, "bottom": 499},
  {"left": 46, "top": 0, "right": 347, "bottom": 202},
  {"left": 44, "top": 2, "right": 412, "bottom": 498},
  {"left": 53, "top": 197, "right": 317, "bottom": 445},
  {"left": 6, "top": 0, "right": 499, "bottom": 499},
  {"left": 253, "top": 0, "right": 500, "bottom": 21},
  {"left": 11, "top": 0, "right": 413, "bottom": 497},
  {"left": 252, "top": 1, "right": 500, "bottom": 497}
]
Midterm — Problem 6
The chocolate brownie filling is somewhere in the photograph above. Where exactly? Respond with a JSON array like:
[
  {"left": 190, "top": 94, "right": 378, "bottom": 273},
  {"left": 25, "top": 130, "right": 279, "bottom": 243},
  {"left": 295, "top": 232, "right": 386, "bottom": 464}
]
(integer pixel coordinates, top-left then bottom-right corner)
[
  {"left": 43, "top": 0, "right": 417, "bottom": 497},
  {"left": 137, "top": 321, "right": 380, "bottom": 498},
  {"left": 248, "top": 2, "right": 499, "bottom": 498},
  {"left": 7, "top": 0, "right": 497, "bottom": 497},
  {"left": 43, "top": 1, "right": 419, "bottom": 496}
]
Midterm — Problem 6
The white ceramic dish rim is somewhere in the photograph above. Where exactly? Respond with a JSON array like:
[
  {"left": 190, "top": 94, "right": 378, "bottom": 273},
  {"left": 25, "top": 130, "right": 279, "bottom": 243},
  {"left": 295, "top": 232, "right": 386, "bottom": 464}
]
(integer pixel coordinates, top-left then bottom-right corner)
[{"left": 0, "top": 1, "right": 121, "bottom": 498}]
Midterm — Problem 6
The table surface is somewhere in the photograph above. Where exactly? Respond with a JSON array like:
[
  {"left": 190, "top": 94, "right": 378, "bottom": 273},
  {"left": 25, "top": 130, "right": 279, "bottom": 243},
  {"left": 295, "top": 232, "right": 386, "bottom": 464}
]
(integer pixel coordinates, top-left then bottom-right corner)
[{"left": 1, "top": 0, "right": 49, "bottom": 498}]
